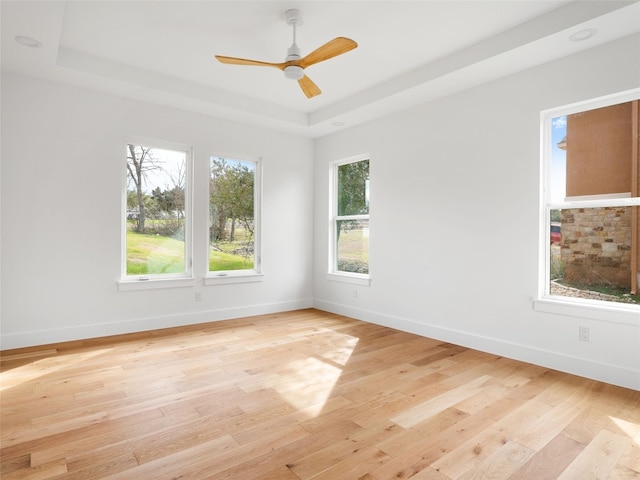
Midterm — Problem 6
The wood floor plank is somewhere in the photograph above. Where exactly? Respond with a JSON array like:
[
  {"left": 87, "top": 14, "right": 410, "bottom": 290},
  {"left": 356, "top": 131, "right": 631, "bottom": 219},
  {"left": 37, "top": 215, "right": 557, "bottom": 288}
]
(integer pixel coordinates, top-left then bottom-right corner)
[
  {"left": 304, "top": 445, "right": 390, "bottom": 480},
  {"left": 508, "top": 432, "right": 586, "bottom": 480},
  {"left": 29, "top": 408, "right": 167, "bottom": 467},
  {"left": 606, "top": 465, "right": 640, "bottom": 480},
  {"left": 556, "top": 428, "right": 634, "bottom": 480},
  {"left": 430, "top": 424, "right": 517, "bottom": 479},
  {"left": 409, "top": 467, "right": 451, "bottom": 480},
  {"left": 617, "top": 431, "right": 640, "bottom": 473},
  {"left": 100, "top": 433, "right": 241, "bottom": 480},
  {"left": 458, "top": 440, "right": 535, "bottom": 480},
  {"left": 0, "top": 349, "right": 58, "bottom": 363},
  {"left": 1, "top": 309, "right": 639, "bottom": 479},
  {"left": 286, "top": 421, "right": 392, "bottom": 479},
  {"left": 390, "top": 374, "right": 493, "bottom": 428},
  {"left": 64, "top": 444, "right": 139, "bottom": 480},
  {"left": 2, "top": 458, "right": 67, "bottom": 480},
  {"left": 372, "top": 396, "right": 524, "bottom": 479},
  {"left": 425, "top": 378, "right": 569, "bottom": 478},
  {"left": 131, "top": 414, "right": 229, "bottom": 465}
]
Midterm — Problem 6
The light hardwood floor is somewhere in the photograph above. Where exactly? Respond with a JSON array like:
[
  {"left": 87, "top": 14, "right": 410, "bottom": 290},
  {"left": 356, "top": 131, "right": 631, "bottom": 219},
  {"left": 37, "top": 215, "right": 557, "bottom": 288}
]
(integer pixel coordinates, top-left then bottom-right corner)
[{"left": 1, "top": 309, "right": 639, "bottom": 479}]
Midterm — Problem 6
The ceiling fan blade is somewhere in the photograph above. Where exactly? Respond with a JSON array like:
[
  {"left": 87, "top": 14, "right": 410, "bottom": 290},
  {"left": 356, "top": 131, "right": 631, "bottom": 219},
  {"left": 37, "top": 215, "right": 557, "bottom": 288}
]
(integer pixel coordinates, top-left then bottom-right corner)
[
  {"left": 215, "top": 55, "right": 286, "bottom": 70},
  {"left": 298, "top": 37, "right": 357, "bottom": 69},
  {"left": 298, "top": 75, "right": 321, "bottom": 98}
]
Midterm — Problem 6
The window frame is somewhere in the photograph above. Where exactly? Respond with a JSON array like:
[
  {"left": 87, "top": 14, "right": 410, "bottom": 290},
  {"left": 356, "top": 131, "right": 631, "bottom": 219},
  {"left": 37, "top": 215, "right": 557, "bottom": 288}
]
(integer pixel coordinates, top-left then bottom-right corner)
[
  {"left": 328, "top": 154, "right": 371, "bottom": 286},
  {"left": 205, "top": 155, "right": 263, "bottom": 286},
  {"left": 118, "top": 137, "right": 195, "bottom": 291},
  {"left": 536, "top": 89, "right": 640, "bottom": 324}
]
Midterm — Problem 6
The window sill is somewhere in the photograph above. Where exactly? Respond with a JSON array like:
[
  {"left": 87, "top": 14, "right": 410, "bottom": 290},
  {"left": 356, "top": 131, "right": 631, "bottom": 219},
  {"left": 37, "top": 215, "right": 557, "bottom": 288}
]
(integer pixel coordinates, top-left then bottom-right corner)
[
  {"left": 205, "top": 272, "right": 264, "bottom": 285},
  {"left": 118, "top": 277, "right": 196, "bottom": 291},
  {"left": 533, "top": 297, "right": 639, "bottom": 326},
  {"left": 327, "top": 272, "right": 371, "bottom": 286}
]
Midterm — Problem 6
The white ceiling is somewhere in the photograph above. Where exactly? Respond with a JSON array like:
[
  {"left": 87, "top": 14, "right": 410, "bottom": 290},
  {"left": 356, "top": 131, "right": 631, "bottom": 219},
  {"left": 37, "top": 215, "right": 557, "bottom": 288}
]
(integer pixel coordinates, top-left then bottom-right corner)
[{"left": 2, "top": 1, "right": 639, "bottom": 137}]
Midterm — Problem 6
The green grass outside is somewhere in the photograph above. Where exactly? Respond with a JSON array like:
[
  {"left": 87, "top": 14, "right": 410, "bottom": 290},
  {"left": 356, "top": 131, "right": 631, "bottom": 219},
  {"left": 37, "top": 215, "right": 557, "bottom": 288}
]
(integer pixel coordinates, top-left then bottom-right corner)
[
  {"left": 337, "top": 228, "right": 369, "bottom": 273},
  {"left": 209, "top": 250, "right": 253, "bottom": 271},
  {"left": 126, "top": 231, "right": 253, "bottom": 274},
  {"left": 126, "top": 231, "right": 185, "bottom": 274}
]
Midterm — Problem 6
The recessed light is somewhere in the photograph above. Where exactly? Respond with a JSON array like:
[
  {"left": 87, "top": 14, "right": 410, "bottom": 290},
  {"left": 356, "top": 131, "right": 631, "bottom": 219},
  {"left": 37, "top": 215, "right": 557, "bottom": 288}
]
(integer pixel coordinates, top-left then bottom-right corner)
[
  {"left": 569, "top": 29, "right": 597, "bottom": 42},
  {"left": 15, "top": 35, "right": 43, "bottom": 48}
]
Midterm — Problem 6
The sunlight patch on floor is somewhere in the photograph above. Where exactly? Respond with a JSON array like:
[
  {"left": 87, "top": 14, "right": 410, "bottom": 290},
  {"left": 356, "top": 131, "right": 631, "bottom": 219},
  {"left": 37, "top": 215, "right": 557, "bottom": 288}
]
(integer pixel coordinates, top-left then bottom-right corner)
[
  {"left": 319, "top": 336, "right": 359, "bottom": 366},
  {"left": 0, "top": 349, "right": 112, "bottom": 392},
  {"left": 274, "top": 334, "right": 359, "bottom": 417},
  {"left": 609, "top": 416, "right": 640, "bottom": 446}
]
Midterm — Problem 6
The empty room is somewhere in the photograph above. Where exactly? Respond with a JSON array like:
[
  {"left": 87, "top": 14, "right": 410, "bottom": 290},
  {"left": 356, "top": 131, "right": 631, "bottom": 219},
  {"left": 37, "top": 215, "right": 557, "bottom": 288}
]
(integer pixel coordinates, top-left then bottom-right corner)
[{"left": 1, "top": 1, "right": 639, "bottom": 479}]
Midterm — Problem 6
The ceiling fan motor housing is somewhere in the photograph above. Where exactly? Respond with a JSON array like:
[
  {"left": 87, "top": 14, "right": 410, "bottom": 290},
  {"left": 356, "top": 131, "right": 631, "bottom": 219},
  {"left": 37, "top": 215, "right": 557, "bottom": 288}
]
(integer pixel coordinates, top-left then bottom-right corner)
[{"left": 284, "top": 65, "right": 304, "bottom": 80}]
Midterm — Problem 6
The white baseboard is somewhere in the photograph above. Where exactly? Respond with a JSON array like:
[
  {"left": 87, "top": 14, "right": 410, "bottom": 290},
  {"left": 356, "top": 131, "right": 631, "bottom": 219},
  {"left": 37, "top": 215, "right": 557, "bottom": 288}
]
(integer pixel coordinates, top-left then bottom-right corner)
[
  {"left": 314, "top": 299, "right": 640, "bottom": 392},
  {"left": 0, "top": 299, "right": 314, "bottom": 350}
]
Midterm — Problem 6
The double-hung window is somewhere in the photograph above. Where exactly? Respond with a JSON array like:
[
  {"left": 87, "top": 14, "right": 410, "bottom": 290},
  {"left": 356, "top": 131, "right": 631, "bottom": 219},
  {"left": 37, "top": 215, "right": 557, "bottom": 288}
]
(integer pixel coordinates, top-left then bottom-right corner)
[
  {"left": 538, "top": 90, "right": 639, "bottom": 320},
  {"left": 207, "top": 156, "right": 262, "bottom": 284},
  {"left": 329, "top": 155, "right": 370, "bottom": 285},
  {"left": 121, "top": 139, "right": 193, "bottom": 289}
]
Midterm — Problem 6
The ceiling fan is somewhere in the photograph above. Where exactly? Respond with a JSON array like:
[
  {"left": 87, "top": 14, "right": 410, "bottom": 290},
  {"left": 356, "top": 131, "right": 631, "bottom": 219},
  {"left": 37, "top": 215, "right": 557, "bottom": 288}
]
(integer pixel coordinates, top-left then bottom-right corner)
[{"left": 215, "top": 9, "right": 357, "bottom": 98}]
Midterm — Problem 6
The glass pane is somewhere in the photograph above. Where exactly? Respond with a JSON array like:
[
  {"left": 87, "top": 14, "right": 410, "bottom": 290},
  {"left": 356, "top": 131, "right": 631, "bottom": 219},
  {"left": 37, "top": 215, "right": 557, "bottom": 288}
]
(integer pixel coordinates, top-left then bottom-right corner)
[
  {"left": 549, "top": 207, "right": 639, "bottom": 305},
  {"left": 126, "top": 145, "right": 186, "bottom": 275},
  {"left": 337, "top": 219, "right": 369, "bottom": 274},
  {"left": 209, "top": 157, "right": 255, "bottom": 272},
  {"left": 338, "top": 160, "right": 370, "bottom": 216},
  {"left": 553, "top": 103, "right": 636, "bottom": 201},
  {"left": 550, "top": 116, "right": 567, "bottom": 203}
]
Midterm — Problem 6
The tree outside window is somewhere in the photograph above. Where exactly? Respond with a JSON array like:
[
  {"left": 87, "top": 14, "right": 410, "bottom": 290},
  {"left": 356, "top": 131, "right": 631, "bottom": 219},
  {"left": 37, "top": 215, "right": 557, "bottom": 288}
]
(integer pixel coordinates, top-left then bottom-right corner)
[
  {"left": 209, "top": 157, "right": 259, "bottom": 273},
  {"left": 125, "top": 143, "right": 190, "bottom": 277},
  {"left": 332, "top": 157, "right": 370, "bottom": 275}
]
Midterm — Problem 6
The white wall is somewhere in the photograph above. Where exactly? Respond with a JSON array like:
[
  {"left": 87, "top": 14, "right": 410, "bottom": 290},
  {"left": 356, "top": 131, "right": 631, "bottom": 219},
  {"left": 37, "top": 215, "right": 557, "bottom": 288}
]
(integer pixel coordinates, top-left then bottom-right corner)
[
  {"left": 313, "top": 35, "right": 640, "bottom": 390},
  {"left": 2, "top": 35, "right": 639, "bottom": 391},
  {"left": 1, "top": 73, "right": 314, "bottom": 349}
]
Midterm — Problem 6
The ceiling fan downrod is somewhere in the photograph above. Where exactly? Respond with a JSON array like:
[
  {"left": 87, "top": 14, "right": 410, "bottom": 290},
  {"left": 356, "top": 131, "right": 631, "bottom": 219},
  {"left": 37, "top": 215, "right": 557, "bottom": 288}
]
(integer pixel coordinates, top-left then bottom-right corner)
[{"left": 284, "top": 9, "right": 304, "bottom": 80}]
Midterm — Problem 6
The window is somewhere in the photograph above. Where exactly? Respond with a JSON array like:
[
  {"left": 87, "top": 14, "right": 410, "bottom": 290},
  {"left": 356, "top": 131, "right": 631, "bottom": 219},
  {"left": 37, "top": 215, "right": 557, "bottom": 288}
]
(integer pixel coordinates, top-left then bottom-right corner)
[
  {"left": 539, "top": 90, "right": 639, "bottom": 318},
  {"left": 207, "top": 156, "right": 261, "bottom": 283},
  {"left": 121, "top": 140, "right": 192, "bottom": 287},
  {"left": 329, "top": 155, "right": 370, "bottom": 284}
]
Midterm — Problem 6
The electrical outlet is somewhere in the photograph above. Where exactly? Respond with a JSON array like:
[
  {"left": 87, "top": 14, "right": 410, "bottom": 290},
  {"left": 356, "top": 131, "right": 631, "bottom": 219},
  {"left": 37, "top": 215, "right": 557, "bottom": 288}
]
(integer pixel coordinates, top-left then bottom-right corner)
[
  {"left": 195, "top": 291, "right": 202, "bottom": 302},
  {"left": 579, "top": 326, "right": 590, "bottom": 342}
]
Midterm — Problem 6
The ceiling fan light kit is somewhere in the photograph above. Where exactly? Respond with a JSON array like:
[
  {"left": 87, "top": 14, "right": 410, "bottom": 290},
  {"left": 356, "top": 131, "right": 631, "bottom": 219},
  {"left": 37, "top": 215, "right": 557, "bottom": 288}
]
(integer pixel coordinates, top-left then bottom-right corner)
[
  {"left": 214, "top": 8, "right": 357, "bottom": 98},
  {"left": 284, "top": 65, "right": 304, "bottom": 80}
]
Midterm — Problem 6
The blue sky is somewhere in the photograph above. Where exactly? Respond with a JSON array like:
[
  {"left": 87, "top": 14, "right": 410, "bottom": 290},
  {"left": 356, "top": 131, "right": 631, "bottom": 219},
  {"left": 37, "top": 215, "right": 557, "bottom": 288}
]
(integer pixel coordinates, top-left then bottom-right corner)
[
  {"left": 210, "top": 156, "right": 255, "bottom": 172},
  {"left": 550, "top": 115, "right": 567, "bottom": 203},
  {"left": 129, "top": 147, "right": 186, "bottom": 194}
]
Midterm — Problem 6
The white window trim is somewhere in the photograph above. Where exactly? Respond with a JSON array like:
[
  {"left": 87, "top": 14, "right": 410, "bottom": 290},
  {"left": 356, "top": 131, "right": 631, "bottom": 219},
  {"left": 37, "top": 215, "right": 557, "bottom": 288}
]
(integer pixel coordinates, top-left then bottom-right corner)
[
  {"left": 328, "top": 153, "right": 371, "bottom": 285},
  {"left": 119, "top": 137, "right": 194, "bottom": 290},
  {"left": 533, "top": 297, "right": 639, "bottom": 326},
  {"left": 205, "top": 155, "right": 262, "bottom": 284},
  {"left": 327, "top": 272, "right": 371, "bottom": 286},
  {"left": 118, "top": 276, "right": 196, "bottom": 291},
  {"left": 536, "top": 89, "right": 640, "bottom": 324},
  {"left": 205, "top": 272, "right": 264, "bottom": 285},
  {"left": 564, "top": 192, "right": 631, "bottom": 202}
]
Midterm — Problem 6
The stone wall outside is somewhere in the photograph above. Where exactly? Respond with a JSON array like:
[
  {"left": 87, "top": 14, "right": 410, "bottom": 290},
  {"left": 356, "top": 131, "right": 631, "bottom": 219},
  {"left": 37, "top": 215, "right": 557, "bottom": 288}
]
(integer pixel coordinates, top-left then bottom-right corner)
[{"left": 561, "top": 206, "right": 631, "bottom": 288}]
